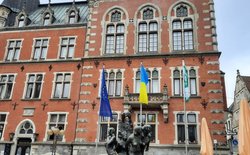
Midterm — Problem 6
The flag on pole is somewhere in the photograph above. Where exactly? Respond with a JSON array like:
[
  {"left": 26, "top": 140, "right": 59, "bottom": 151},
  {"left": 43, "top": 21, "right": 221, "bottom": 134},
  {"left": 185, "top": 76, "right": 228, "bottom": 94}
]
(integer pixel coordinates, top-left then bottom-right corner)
[
  {"left": 99, "top": 68, "right": 112, "bottom": 119},
  {"left": 182, "top": 60, "right": 190, "bottom": 102},
  {"left": 139, "top": 65, "right": 149, "bottom": 104}
]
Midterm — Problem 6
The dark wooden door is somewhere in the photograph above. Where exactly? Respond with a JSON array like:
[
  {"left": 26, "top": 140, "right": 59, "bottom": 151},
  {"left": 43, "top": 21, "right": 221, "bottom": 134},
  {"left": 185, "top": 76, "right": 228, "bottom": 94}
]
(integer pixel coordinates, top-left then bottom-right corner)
[{"left": 15, "top": 138, "right": 31, "bottom": 155}]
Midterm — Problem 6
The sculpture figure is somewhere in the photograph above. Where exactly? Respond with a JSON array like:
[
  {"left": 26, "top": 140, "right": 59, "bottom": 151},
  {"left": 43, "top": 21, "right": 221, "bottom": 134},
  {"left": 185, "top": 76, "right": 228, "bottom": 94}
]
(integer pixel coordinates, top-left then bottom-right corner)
[
  {"left": 141, "top": 125, "right": 152, "bottom": 153},
  {"left": 125, "top": 126, "right": 143, "bottom": 155},
  {"left": 105, "top": 127, "right": 117, "bottom": 155}
]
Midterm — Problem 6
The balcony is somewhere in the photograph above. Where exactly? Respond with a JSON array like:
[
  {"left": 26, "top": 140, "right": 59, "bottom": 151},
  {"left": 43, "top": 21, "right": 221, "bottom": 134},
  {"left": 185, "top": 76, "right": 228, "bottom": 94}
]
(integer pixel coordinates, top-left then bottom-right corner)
[{"left": 123, "top": 84, "right": 169, "bottom": 123}]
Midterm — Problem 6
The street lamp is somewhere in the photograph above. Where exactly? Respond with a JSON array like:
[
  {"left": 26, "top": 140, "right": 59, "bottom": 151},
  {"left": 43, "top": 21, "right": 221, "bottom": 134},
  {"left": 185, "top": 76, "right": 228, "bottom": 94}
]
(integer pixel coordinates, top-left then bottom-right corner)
[{"left": 47, "top": 126, "right": 65, "bottom": 155}]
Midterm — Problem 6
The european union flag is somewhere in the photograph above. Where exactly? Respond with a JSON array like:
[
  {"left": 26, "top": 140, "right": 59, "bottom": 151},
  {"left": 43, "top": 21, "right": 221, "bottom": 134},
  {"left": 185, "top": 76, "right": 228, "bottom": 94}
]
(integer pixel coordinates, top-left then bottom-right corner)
[{"left": 99, "top": 68, "right": 113, "bottom": 119}]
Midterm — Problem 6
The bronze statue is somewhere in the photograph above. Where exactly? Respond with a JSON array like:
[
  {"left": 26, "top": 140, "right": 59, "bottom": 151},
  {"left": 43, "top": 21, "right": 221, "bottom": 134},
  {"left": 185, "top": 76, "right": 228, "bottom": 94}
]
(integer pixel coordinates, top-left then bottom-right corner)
[
  {"left": 125, "top": 126, "right": 143, "bottom": 155},
  {"left": 141, "top": 125, "right": 152, "bottom": 153},
  {"left": 105, "top": 127, "right": 117, "bottom": 155}
]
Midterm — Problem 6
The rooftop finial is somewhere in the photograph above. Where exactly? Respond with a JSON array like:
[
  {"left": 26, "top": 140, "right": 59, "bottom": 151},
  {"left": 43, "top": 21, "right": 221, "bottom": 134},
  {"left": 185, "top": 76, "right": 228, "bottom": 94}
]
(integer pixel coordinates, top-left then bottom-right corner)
[
  {"left": 237, "top": 69, "right": 240, "bottom": 76},
  {"left": 48, "top": 0, "right": 51, "bottom": 7},
  {"left": 73, "top": 0, "right": 75, "bottom": 5},
  {"left": 22, "top": 0, "right": 26, "bottom": 11}
]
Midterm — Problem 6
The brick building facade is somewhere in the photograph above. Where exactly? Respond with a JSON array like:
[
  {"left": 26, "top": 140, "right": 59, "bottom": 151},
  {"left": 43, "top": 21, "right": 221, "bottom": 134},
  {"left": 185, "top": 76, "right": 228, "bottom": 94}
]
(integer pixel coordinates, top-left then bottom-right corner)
[{"left": 0, "top": 0, "right": 229, "bottom": 154}]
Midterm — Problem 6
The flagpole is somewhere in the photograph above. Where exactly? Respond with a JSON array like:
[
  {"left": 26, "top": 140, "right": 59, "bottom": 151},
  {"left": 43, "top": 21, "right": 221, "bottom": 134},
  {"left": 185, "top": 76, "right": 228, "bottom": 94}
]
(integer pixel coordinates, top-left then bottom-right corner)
[
  {"left": 95, "top": 116, "right": 101, "bottom": 155},
  {"left": 140, "top": 103, "right": 142, "bottom": 126},
  {"left": 182, "top": 60, "right": 188, "bottom": 155}
]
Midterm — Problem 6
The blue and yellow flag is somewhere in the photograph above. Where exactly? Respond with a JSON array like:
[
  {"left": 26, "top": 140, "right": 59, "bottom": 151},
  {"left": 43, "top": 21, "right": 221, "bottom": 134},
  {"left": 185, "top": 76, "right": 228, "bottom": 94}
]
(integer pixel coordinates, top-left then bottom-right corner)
[{"left": 139, "top": 65, "right": 149, "bottom": 104}]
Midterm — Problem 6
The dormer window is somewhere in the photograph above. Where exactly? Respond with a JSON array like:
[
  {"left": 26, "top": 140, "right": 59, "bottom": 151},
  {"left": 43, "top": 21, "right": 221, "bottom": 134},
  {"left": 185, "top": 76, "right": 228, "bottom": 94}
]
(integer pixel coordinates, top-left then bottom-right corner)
[
  {"left": 18, "top": 15, "right": 25, "bottom": 27},
  {"left": 68, "top": 11, "right": 76, "bottom": 24},
  {"left": 43, "top": 13, "right": 50, "bottom": 25}
]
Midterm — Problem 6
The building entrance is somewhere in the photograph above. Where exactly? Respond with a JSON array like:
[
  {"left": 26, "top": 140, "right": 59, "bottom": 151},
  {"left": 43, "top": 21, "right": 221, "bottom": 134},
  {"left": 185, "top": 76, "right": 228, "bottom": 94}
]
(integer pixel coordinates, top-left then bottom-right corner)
[{"left": 15, "top": 138, "right": 31, "bottom": 155}]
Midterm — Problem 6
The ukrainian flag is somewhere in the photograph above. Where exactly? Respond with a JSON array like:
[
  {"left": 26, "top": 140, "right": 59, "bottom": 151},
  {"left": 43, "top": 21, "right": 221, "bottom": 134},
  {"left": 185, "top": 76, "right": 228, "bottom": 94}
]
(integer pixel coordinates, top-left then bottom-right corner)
[{"left": 139, "top": 65, "right": 149, "bottom": 104}]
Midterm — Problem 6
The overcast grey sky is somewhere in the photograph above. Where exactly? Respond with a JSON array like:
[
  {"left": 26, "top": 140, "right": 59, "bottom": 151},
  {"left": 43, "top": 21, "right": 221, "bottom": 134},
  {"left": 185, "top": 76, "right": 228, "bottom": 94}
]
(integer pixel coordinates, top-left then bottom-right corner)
[{"left": 1, "top": 0, "right": 249, "bottom": 107}]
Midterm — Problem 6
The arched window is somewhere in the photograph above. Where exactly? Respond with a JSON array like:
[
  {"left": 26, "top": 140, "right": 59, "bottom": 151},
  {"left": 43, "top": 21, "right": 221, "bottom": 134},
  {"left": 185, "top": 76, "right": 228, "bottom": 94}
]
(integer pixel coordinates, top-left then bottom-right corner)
[
  {"left": 103, "top": 70, "right": 123, "bottom": 96},
  {"left": 172, "top": 5, "right": 194, "bottom": 51},
  {"left": 18, "top": 15, "right": 25, "bottom": 27},
  {"left": 19, "top": 121, "right": 34, "bottom": 134},
  {"left": 135, "top": 69, "right": 159, "bottom": 93},
  {"left": 173, "top": 69, "right": 181, "bottom": 95},
  {"left": 189, "top": 68, "right": 197, "bottom": 95},
  {"left": 104, "top": 10, "right": 125, "bottom": 54},
  {"left": 68, "top": 11, "right": 76, "bottom": 24},
  {"left": 138, "top": 8, "right": 158, "bottom": 53},
  {"left": 43, "top": 13, "right": 50, "bottom": 25}
]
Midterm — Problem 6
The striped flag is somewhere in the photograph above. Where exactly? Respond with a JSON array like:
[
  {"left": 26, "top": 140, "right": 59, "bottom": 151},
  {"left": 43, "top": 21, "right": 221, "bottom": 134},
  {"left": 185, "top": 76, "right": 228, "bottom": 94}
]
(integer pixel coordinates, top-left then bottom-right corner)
[
  {"left": 139, "top": 65, "right": 149, "bottom": 104},
  {"left": 182, "top": 60, "right": 190, "bottom": 102},
  {"left": 99, "top": 68, "right": 112, "bottom": 119}
]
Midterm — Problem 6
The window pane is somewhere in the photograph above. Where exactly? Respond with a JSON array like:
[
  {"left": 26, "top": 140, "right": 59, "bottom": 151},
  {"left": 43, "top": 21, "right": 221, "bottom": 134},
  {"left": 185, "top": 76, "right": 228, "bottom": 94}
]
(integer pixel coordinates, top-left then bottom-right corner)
[
  {"left": 107, "top": 25, "right": 115, "bottom": 33},
  {"left": 60, "top": 47, "right": 67, "bottom": 58},
  {"left": 143, "top": 9, "right": 153, "bottom": 20},
  {"left": 147, "top": 114, "right": 156, "bottom": 122},
  {"left": 138, "top": 114, "right": 146, "bottom": 124},
  {"left": 190, "top": 78, "right": 197, "bottom": 95},
  {"left": 59, "top": 114, "right": 66, "bottom": 122},
  {"left": 50, "top": 114, "right": 57, "bottom": 122},
  {"left": 139, "top": 23, "right": 147, "bottom": 32},
  {"left": 173, "top": 21, "right": 181, "bottom": 29},
  {"left": 105, "top": 36, "right": 114, "bottom": 54},
  {"left": 184, "top": 20, "right": 193, "bottom": 29},
  {"left": 174, "top": 79, "right": 180, "bottom": 95},
  {"left": 62, "top": 83, "right": 70, "bottom": 98},
  {"left": 116, "top": 35, "right": 124, "bottom": 53},
  {"left": 64, "top": 74, "right": 71, "bottom": 81},
  {"left": 187, "top": 114, "right": 196, "bottom": 123},
  {"left": 54, "top": 84, "right": 62, "bottom": 98},
  {"left": 100, "top": 124, "right": 108, "bottom": 141},
  {"left": 178, "top": 125, "right": 185, "bottom": 143},
  {"left": 69, "top": 38, "right": 75, "bottom": 45},
  {"left": 177, "top": 114, "right": 184, "bottom": 123},
  {"left": 135, "top": 80, "right": 140, "bottom": 93},
  {"left": 33, "top": 84, "right": 41, "bottom": 98},
  {"left": 176, "top": 6, "right": 188, "bottom": 17},
  {"left": 138, "top": 34, "right": 147, "bottom": 52},
  {"left": 149, "top": 22, "right": 157, "bottom": 31},
  {"left": 33, "top": 48, "right": 40, "bottom": 60},
  {"left": 4, "top": 83, "right": 12, "bottom": 99},
  {"left": 173, "top": 32, "right": 182, "bottom": 50},
  {"left": 152, "top": 79, "right": 159, "bottom": 93},
  {"left": 108, "top": 80, "right": 114, "bottom": 95},
  {"left": 188, "top": 125, "right": 197, "bottom": 143},
  {"left": 149, "top": 33, "right": 157, "bottom": 52},
  {"left": 25, "top": 84, "right": 33, "bottom": 98},
  {"left": 68, "top": 46, "right": 74, "bottom": 58},
  {"left": 117, "top": 25, "right": 124, "bottom": 33},
  {"left": 115, "top": 80, "right": 121, "bottom": 96},
  {"left": 56, "top": 75, "right": 63, "bottom": 82},
  {"left": 111, "top": 11, "right": 121, "bottom": 22},
  {"left": 41, "top": 47, "right": 47, "bottom": 59},
  {"left": 184, "top": 31, "right": 193, "bottom": 50}
]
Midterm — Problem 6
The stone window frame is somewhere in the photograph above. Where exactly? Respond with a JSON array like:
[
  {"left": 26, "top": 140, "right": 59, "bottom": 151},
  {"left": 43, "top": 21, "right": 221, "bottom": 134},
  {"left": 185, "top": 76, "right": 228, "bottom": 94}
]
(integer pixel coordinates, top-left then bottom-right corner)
[
  {"left": 5, "top": 39, "right": 23, "bottom": 62},
  {"left": 41, "top": 8, "right": 54, "bottom": 26},
  {"left": 66, "top": 8, "right": 79, "bottom": 24},
  {"left": 170, "top": 66, "right": 199, "bottom": 97},
  {"left": 101, "top": 7, "right": 128, "bottom": 55},
  {"left": 15, "top": 119, "right": 37, "bottom": 142},
  {"left": 44, "top": 112, "right": 69, "bottom": 142},
  {"left": 0, "top": 112, "right": 9, "bottom": 141},
  {"left": 98, "top": 68, "right": 125, "bottom": 97},
  {"left": 58, "top": 36, "right": 77, "bottom": 59},
  {"left": 51, "top": 72, "right": 73, "bottom": 99},
  {"left": 133, "top": 67, "right": 162, "bottom": 93},
  {"left": 135, "top": 111, "right": 159, "bottom": 144},
  {"left": 98, "top": 112, "right": 120, "bottom": 142},
  {"left": 22, "top": 73, "right": 45, "bottom": 100},
  {"left": 31, "top": 37, "right": 50, "bottom": 61},
  {"left": 169, "top": 2, "right": 198, "bottom": 52},
  {"left": 135, "top": 4, "right": 162, "bottom": 54},
  {"left": 173, "top": 111, "right": 200, "bottom": 145},
  {"left": 0, "top": 73, "right": 17, "bottom": 100},
  {"left": 15, "top": 11, "right": 29, "bottom": 27}
]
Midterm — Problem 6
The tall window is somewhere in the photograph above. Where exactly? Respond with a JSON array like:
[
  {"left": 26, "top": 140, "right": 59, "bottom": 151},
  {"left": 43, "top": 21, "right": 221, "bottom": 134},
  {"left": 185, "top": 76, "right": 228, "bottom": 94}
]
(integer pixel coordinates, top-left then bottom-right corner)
[
  {"left": 172, "top": 6, "right": 194, "bottom": 51},
  {"left": 103, "top": 70, "right": 123, "bottom": 96},
  {"left": 6, "top": 40, "right": 22, "bottom": 61},
  {"left": 47, "top": 113, "right": 67, "bottom": 141},
  {"left": 24, "top": 74, "right": 43, "bottom": 99},
  {"left": 0, "top": 114, "right": 7, "bottom": 139},
  {"left": 176, "top": 112, "right": 198, "bottom": 144},
  {"left": 59, "top": 37, "right": 76, "bottom": 59},
  {"left": 68, "top": 11, "right": 76, "bottom": 24},
  {"left": 0, "top": 75, "right": 15, "bottom": 100},
  {"left": 135, "top": 69, "right": 159, "bottom": 93},
  {"left": 99, "top": 113, "right": 118, "bottom": 141},
  {"left": 105, "top": 11, "right": 125, "bottom": 54},
  {"left": 43, "top": 13, "right": 50, "bottom": 25},
  {"left": 33, "top": 39, "right": 48, "bottom": 60},
  {"left": 138, "top": 8, "right": 158, "bottom": 53},
  {"left": 18, "top": 15, "right": 25, "bottom": 27},
  {"left": 137, "top": 113, "right": 157, "bottom": 143},
  {"left": 53, "top": 73, "right": 71, "bottom": 99},
  {"left": 172, "top": 67, "right": 197, "bottom": 97}
]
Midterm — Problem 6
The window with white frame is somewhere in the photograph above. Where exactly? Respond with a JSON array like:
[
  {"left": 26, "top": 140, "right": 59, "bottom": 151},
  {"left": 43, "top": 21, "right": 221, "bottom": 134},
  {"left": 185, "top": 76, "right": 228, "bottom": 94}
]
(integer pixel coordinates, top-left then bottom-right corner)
[
  {"left": 0, "top": 114, "right": 7, "bottom": 139},
  {"left": 19, "top": 121, "right": 34, "bottom": 134},
  {"left": 104, "top": 11, "right": 125, "bottom": 54},
  {"left": 175, "top": 112, "right": 198, "bottom": 144},
  {"left": 47, "top": 113, "right": 67, "bottom": 141},
  {"left": 136, "top": 113, "right": 157, "bottom": 143},
  {"left": 172, "top": 5, "right": 194, "bottom": 51},
  {"left": 172, "top": 67, "right": 197, "bottom": 97},
  {"left": 103, "top": 69, "right": 123, "bottom": 97},
  {"left": 68, "top": 11, "right": 76, "bottom": 24},
  {"left": 24, "top": 74, "right": 44, "bottom": 99},
  {"left": 18, "top": 15, "right": 25, "bottom": 27},
  {"left": 53, "top": 73, "right": 72, "bottom": 99},
  {"left": 138, "top": 8, "right": 158, "bottom": 53},
  {"left": 99, "top": 113, "right": 118, "bottom": 142},
  {"left": 5, "top": 40, "right": 22, "bottom": 61},
  {"left": 135, "top": 68, "right": 159, "bottom": 93},
  {"left": 43, "top": 13, "right": 51, "bottom": 26},
  {"left": 32, "top": 38, "right": 49, "bottom": 60},
  {"left": 0, "top": 74, "right": 15, "bottom": 100},
  {"left": 59, "top": 37, "right": 76, "bottom": 59}
]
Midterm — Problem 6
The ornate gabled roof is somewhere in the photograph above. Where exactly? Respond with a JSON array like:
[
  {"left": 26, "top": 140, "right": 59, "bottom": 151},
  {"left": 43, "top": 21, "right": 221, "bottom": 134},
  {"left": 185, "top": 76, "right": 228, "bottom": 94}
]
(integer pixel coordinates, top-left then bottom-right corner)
[{"left": 240, "top": 76, "right": 250, "bottom": 92}]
